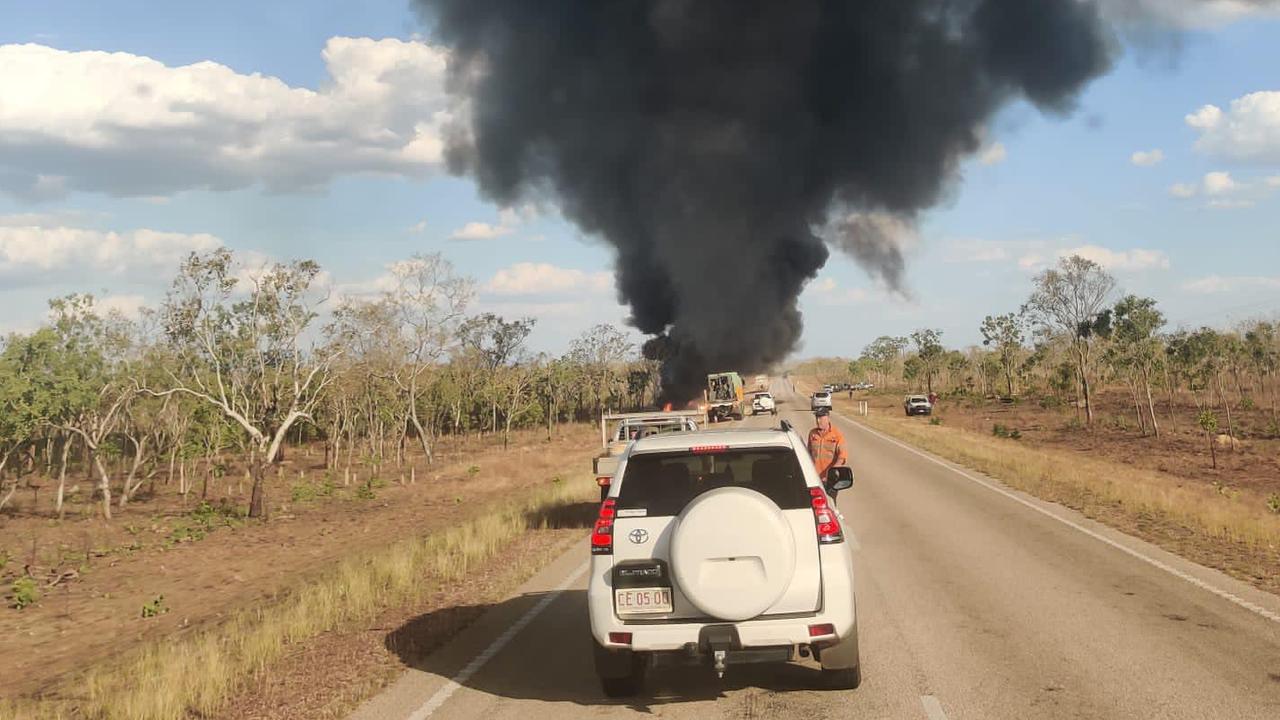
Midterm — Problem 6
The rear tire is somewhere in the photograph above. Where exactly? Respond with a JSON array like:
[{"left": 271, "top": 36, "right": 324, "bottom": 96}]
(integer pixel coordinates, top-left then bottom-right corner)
[
  {"left": 595, "top": 642, "right": 646, "bottom": 698},
  {"left": 821, "top": 664, "right": 862, "bottom": 690}
]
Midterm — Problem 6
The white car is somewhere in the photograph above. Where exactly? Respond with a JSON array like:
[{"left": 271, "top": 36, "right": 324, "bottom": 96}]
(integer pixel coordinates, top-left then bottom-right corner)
[
  {"left": 811, "top": 391, "right": 833, "bottom": 411},
  {"left": 588, "top": 426, "right": 859, "bottom": 697},
  {"left": 904, "top": 395, "right": 933, "bottom": 416},
  {"left": 751, "top": 392, "right": 777, "bottom": 415}
]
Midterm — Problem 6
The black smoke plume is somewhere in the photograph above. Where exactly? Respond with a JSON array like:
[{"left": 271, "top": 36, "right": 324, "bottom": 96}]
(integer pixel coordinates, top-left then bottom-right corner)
[{"left": 415, "top": 0, "right": 1114, "bottom": 401}]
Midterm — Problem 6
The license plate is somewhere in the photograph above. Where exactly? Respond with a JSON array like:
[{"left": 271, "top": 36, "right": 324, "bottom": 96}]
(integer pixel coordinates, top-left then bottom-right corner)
[{"left": 615, "top": 587, "right": 673, "bottom": 615}]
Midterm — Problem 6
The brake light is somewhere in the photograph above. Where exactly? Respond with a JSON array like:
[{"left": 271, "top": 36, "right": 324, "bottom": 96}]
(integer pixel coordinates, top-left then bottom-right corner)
[
  {"left": 809, "top": 487, "right": 844, "bottom": 544},
  {"left": 596, "top": 476, "right": 612, "bottom": 488},
  {"left": 592, "top": 499, "right": 616, "bottom": 555},
  {"left": 690, "top": 445, "right": 729, "bottom": 454},
  {"left": 608, "top": 632, "right": 633, "bottom": 645}
]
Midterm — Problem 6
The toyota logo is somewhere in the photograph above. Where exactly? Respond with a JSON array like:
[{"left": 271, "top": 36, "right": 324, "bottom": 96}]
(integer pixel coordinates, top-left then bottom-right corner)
[{"left": 628, "top": 528, "right": 650, "bottom": 544}]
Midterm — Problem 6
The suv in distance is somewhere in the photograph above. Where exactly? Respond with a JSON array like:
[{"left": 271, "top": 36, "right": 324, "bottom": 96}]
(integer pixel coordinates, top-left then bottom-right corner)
[
  {"left": 811, "top": 391, "right": 832, "bottom": 411},
  {"left": 904, "top": 394, "right": 933, "bottom": 416},
  {"left": 588, "top": 426, "right": 859, "bottom": 697},
  {"left": 751, "top": 392, "right": 777, "bottom": 416}
]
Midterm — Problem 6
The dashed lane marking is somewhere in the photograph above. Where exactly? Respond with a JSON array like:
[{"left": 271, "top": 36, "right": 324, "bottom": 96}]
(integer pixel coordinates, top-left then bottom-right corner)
[
  {"left": 842, "top": 414, "right": 1280, "bottom": 626},
  {"left": 407, "top": 560, "right": 591, "bottom": 719}
]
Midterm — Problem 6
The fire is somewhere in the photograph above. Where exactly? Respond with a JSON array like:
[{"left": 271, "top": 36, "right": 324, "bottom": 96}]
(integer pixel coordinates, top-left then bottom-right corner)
[{"left": 663, "top": 402, "right": 673, "bottom": 411}]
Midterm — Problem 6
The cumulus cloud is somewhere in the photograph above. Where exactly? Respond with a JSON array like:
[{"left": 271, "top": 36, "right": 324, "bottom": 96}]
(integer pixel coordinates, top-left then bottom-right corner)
[
  {"left": 0, "top": 223, "right": 221, "bottom": 282},
  {"left": 1130, "top": 149, "right": 1164, "bottom": 166},
  {"left": 0, "top": 38, "right": 451, "bottom": 200},
  {"left": 1203, "top": 170, "right": 1238, "bottom": 195},
  {"left": 1186, "top": 91, "right": 1280, "bottom": 164},
  {"left": 806, "top": 276, "right": 871, "bottom": 306},
  {"left": 1183, "top": 274, "right": 1280, "bottom": 294},
  {"left": 450, "top": 221, "right": 513, "bottom": 241},
  {"left": 1062, "top": 244, "right": 1170, "bottom": 271},
  {"left": 483, "top": 262, "right": 612, "bottom": 296},
  {"left": 978, "top": 142, "right": 1007, "bottom": 166},
  {"left": 408, "top": 219, "right": 428, "bottom": 234},
  {"left": 1169, "top": 182, "right": 1198, "bottom": 198}
]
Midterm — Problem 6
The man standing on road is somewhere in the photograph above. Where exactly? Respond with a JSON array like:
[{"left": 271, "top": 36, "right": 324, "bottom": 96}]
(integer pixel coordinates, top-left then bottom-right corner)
[{"left": 808, "top": 407, "right": 848, "bottom": 479}]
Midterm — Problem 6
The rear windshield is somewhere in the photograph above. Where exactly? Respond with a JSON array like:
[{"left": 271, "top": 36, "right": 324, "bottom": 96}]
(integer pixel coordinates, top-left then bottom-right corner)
[{"left": 617, "top": 447, "right": 810, "bottom": 516}]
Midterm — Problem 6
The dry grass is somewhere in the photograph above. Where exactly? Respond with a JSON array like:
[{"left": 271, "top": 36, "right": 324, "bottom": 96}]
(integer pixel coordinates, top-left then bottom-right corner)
[
  {"left": 851, "top": 408, "right": 1280, "bottom": 550},
  {"left": 3, "top": 477, "right": 595, "bottom": 720}
]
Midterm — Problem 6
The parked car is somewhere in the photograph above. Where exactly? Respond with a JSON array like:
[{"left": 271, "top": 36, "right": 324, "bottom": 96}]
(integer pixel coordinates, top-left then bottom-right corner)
[
  {"left": 903, "top": 394, "right": 933, "bottom": 416},
  {"left": 589, "top": 425, "right": 860, "bottom": 697},
  {"left": 594, "top": 411, "right": 702, "bottom": 501},
  {"left": 752, "top": 392, "right": 777, "bottom": 415},
  {"left": 811, "top": 391, "right": 833, "bottom": 411}
]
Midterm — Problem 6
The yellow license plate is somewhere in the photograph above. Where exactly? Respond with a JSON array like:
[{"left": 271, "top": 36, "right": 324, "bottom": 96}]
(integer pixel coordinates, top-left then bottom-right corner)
[{"left": 615, "top": 587, "right": 673, "bottom": 615}]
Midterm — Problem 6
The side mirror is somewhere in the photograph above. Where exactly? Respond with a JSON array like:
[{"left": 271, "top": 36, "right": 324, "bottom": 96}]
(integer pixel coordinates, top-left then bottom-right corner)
[{"left": 825, "top": 466, "right": 854, "bottom": 495}]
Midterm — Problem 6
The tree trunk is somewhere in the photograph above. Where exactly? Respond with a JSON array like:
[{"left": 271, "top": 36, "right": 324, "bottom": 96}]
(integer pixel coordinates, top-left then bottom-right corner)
[
  {"left": 1207, "top": 431, "right": 1217, "bottom": 469},
  {"left": 55, "top": 438, "right": 71, "bottom": 519},
  {"left": 1216, "top": 371, "right": 1234, "bottom": 446},
  {"left": 1077, "top": 342, "right": 1094, "bottom": 426},
  {"left": 249, "top": 453, "right": 268, "bottom": 519},
  {"left": 1141, "top": 364, "right": 1160, "bottom": 438},
  {"left": 92, "top": 453, "right": 112, "bottom": 520},
  {"left": 409, "top": 410, "right": 433, "bottom": 464},
  {"left": 119, "top": 435, "right": 148, "bottom": 508}
]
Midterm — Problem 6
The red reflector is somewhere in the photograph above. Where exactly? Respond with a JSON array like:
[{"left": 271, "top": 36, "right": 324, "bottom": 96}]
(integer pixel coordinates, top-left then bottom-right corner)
[
  {"left": 608, "top": 632, "right": 633, "bottom": 645},
  {"left": 690, "top": 445, "right": 730, "bottom": 454},
  {"left": 596, "top": 476, "right": 612, "bottom": 487},
  {"left": 592, "top": 499, "right": 617, "bottom": 554},
  {"left": 808, "top": 623, "right": 835, "bottom": 638}
]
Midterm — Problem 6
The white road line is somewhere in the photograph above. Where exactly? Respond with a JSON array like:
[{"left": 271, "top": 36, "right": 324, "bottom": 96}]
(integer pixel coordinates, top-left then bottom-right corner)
[
  {"left": 920, "top": 695, "right": 949, "bottom": 720},
  {"left": 843, "top": 414, "right": 1280, "bottom": 625},
  {"left": 407, "top": 560, "right": 591, "bottom": 720}
]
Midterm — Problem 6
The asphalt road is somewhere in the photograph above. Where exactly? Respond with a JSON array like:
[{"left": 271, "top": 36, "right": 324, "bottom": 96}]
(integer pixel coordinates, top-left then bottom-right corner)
[{"left": 351, "top": 384, "right": 1280, "bottom": 720}]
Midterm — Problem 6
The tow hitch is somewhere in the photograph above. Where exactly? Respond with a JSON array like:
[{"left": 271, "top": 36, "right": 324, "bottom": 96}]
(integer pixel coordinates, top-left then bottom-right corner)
[{"left": 713, "top": 649, "right": 728, "bottom": 678}]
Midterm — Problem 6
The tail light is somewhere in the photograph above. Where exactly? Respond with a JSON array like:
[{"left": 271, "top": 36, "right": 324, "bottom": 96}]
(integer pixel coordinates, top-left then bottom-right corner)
[
  {"left": 591, "top": 499, "right": 616, "bottom": 555},
  {"left": 596, "top": 476, "right": 612, "bottom": 488},
  {"left": 809, "top": 488, "right": 844, "bottom": 544},
  {"left": 608, "top": 632, "right": 633, "bottom": 645}
]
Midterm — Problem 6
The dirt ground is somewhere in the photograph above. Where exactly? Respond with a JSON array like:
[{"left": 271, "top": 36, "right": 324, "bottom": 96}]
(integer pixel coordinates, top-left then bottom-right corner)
[
  {"left": 0, "top": 424, "right": 597, "bottom": 699},
  {"left": 848, "top": 388, "right": 1280, "bottom": 498},
  {"left": 214, "top": 527, "right": 584, "bottom": 720}
]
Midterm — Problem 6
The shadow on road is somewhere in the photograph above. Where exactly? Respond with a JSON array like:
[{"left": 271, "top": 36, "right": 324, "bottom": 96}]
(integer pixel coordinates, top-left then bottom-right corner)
[{"left": 386, "top": 589, "right": 833, "bottom": 711}]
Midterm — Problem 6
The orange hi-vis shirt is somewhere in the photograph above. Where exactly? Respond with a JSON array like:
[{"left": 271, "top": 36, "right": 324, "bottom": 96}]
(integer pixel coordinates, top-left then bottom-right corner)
[{"left": 807, "top": 424, "right": 848, "bottom": 478}]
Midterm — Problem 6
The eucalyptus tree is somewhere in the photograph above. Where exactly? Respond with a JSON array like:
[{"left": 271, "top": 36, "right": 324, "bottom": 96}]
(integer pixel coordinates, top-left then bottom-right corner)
[
  {"left": 1023, "top": 255, "right": 1116, "bottom": 425},
  {"left": 1109, "top": 295, "right": 1166, "bottom": 436},
  {"left": 155, "top": 249, "right": 339, "bottom": 519},
  {"left": 980, "top": 313, "right": 1026, "bottom": 397}
]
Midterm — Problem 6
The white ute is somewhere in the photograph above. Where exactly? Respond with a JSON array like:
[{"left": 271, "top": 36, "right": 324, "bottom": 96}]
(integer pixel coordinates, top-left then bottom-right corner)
[{"left": 588, "top": 422, "right": 859, "bottom": 697}]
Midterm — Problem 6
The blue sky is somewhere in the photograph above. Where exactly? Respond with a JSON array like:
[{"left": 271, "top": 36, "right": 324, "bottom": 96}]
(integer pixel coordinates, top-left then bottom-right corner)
[{"left": 1, "top": 1, "right": 1278, "bottom": 359}]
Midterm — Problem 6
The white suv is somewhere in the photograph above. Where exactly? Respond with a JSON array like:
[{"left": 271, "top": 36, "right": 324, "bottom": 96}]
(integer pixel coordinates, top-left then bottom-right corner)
[
  {"left": 751, "top": 392, "right": 777, "bottom": 416},
  {"left": 588, "top": 425, "right": 860, "bottom": 697},
  {"left": 811, "top": 391, "right": 833, "bottom": 411}
]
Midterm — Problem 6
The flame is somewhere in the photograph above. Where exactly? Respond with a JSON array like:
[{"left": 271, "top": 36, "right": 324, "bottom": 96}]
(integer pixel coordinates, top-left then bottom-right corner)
[{"left": 663, "top": 402, "right": 673, "bottom": 411}]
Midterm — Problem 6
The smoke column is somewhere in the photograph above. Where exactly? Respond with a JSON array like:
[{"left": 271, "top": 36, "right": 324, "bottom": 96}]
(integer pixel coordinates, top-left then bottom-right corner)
[{"left": 415, "top": 0, "right": 1114, "bottom": 400}]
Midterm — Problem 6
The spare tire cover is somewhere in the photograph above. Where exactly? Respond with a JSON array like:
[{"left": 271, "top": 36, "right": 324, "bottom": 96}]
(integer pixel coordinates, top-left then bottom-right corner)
[{"left": 670, "top": 487, "right": 797, "bottom": 621}]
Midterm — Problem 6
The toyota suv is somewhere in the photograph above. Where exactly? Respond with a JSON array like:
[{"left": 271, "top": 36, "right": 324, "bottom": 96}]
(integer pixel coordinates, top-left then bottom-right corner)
[
  {"left": 588, "top": 424, "right": 859, "bottom": 697},
  {"left": 811, "top": 391, "right": 833, "bottom": 411}
]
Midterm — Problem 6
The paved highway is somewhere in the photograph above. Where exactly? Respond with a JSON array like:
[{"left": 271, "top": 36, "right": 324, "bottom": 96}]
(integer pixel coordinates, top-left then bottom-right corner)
[{"left": 351, "top": 384, "right": 1280, "bottom": 719}]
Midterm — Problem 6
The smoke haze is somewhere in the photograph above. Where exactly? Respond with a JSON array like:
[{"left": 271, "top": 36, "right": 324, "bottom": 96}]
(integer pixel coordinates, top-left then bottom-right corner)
[{"left": 414, "top": 0, "right": 1114, "bottom": 400}]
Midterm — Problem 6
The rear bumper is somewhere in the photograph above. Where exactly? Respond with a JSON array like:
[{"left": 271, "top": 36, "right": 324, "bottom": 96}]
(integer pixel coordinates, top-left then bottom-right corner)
[{"left": 588, "top": 546, "right": 856, "bottom": 653}]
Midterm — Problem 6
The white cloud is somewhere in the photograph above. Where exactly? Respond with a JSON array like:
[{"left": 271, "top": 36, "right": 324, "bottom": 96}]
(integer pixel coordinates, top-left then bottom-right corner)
[
  {"left": 0, "top": 224, "right": 221, "bottom": 280},
  {"left": 1203, "top": 170, "right": 1237, "bottom": 195},
  {"left": 1266, "top": 175, "right": 1280, "bottom": 188},
  {"left": 978, "top": 142, "right": 1007, "bottom": 166},
  {"left": 1061, "top": 244, "right": 1171, "bottom": 271},
  {"left": 1169, "top": 182, "right": 1198, "bottom": 198},
  {"left": 408, "top": 219, "right": 428, "bottom": 234},
  {"left": 0, "top": 38, "right": 451, "bottom": 199},
  {"left": 450, "top": 221, "right": 513, "bottom": 241},
  {"left": 484, "top": 262, "right": 613, "bottom": 296},
  {"left": 1186, "top": 91, "right": 1280, "bottom": 163},
  {"left": 1130, "top": 149, "right": 1164, "bottom": 167},
  {"left": 1017, "top": 254, "right": 1045, "bottom": 270},
  {"left": 1183, "top": 274, "right": 1280, "bottom": 294}
]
